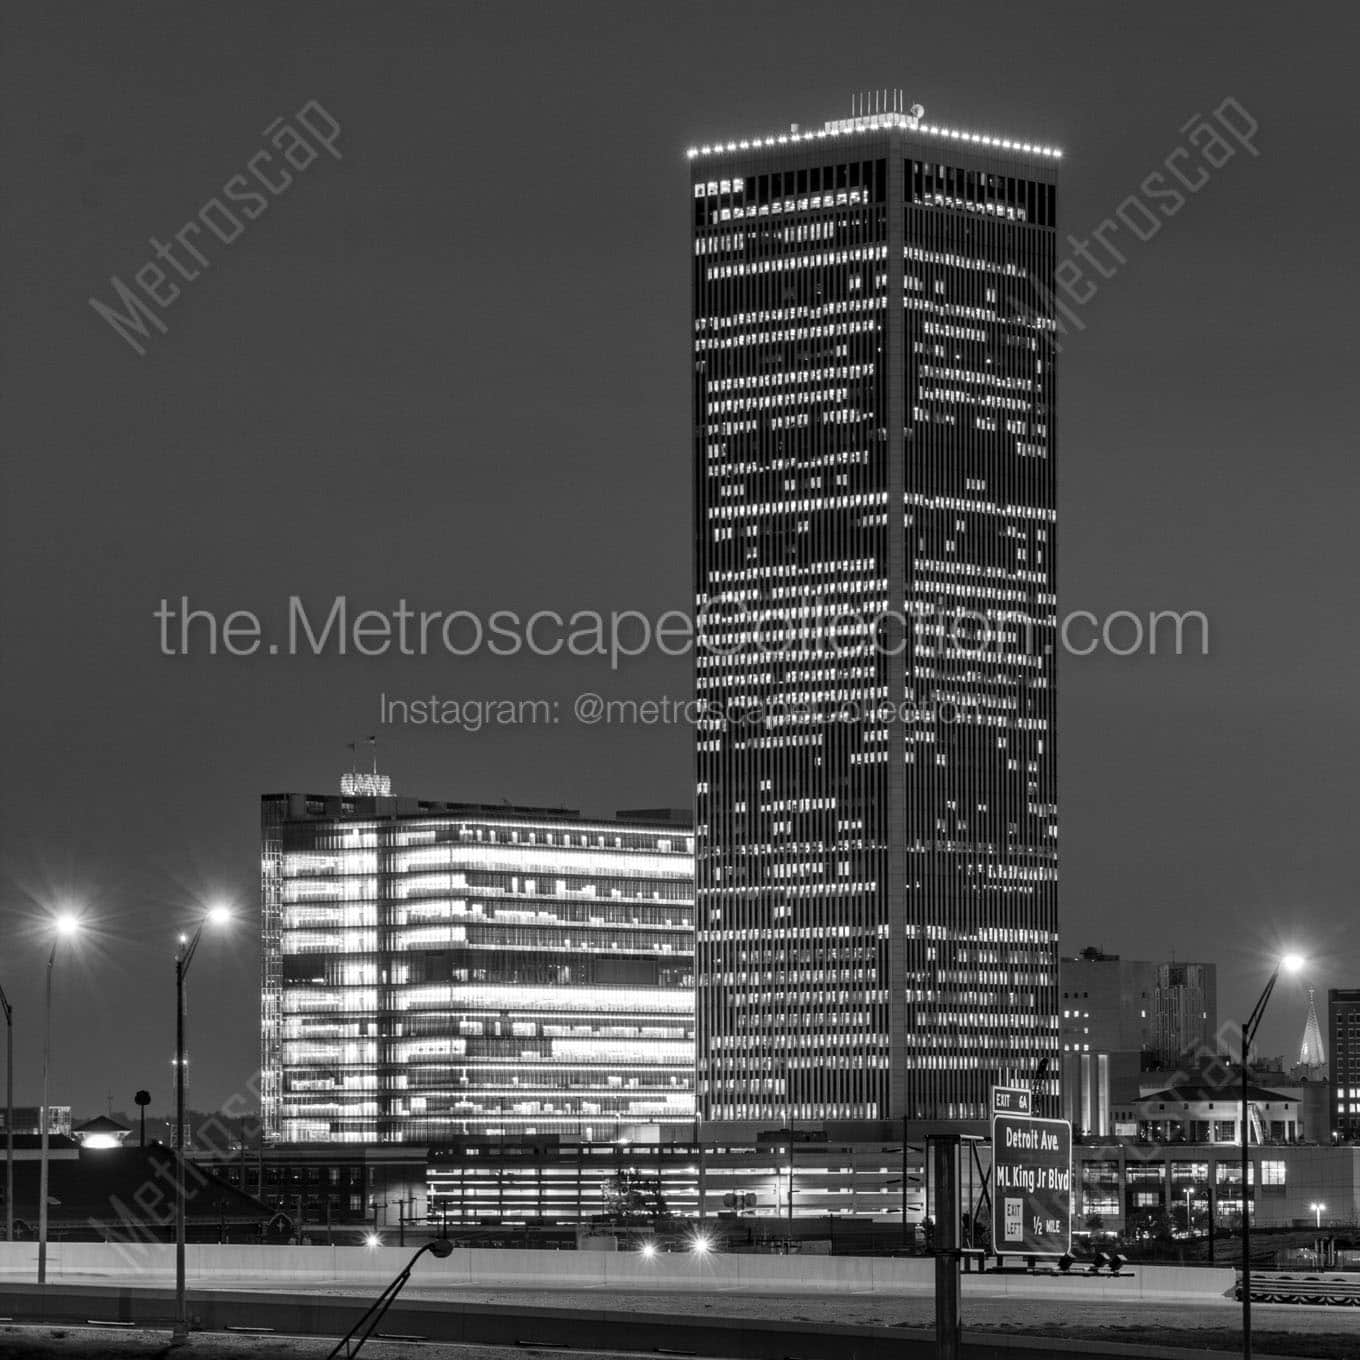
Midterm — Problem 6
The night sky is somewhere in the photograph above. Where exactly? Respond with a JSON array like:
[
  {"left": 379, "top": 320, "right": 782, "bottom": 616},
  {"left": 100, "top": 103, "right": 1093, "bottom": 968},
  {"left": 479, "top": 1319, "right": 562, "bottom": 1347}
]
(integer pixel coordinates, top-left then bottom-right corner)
[{"left": 3, "top": 1, "right": 1357, "bottom": 1116}]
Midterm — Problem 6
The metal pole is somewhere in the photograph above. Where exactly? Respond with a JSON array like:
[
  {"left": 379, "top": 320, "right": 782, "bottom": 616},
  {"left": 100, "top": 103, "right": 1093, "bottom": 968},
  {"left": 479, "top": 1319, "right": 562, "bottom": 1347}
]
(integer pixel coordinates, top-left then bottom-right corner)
[
  {"left": 932, "top": 1136, "right": 960, "bottom": 1360},
  {"left": 1, "top": 983, "right": 13, "bottom": 1244},
  {"left": 38, "top": 947, "right": 54, "bottom": 1285},
  {"left": 1241, "top": 1022, "right": 1251, "bottom": 1360},
  {"left": 174, "top": 951, "right": 188, "bottom": 1343}
]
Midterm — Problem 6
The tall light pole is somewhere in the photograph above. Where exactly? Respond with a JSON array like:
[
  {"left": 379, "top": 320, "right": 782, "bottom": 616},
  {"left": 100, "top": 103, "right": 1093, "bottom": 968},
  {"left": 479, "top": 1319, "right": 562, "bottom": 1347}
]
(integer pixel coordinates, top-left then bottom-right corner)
[
  {"left": 1184, "top": 1185, "right": 1194, "bottom": 1238},
  {"left": 38, "top": 914, "right": 81, "bottom": 1284},
  {"left": 1240, "top": 952, "right": 1303, "bottom": 1360},
  {"left": 0, "top": 979, "right": 12, "bottom": 1243},
  {"left": 173, "top": 904, "right": 231, "bottom": 1346},
  {"left": 1310, "top": 1202, "right": 1326, "bottom": 1230}
]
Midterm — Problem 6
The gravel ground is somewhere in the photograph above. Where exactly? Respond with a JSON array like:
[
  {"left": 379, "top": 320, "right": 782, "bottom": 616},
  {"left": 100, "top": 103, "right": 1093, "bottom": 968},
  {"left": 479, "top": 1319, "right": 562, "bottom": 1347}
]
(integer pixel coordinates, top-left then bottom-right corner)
[
  {"left": 0, "top": 1328, "right": 618, "bottom": 1360},
  {"left": 367, "top": 1279, "right": 1360, "bottom": 1336},
  {"left": 0, "top": 1318, "right": 1356, "bottom": 1360},
  {"left": 4, "top": 1284, "right": 1358, "bottom": 1358},
  {"left": 382, "top": 1282, "right": 1359, "bottom": 1358}
]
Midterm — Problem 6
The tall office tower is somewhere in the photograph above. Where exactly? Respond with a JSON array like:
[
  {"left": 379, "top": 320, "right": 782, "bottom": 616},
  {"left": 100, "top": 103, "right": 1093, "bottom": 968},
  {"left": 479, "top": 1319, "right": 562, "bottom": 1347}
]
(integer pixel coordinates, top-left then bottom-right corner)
[
  {"left": 1152, "top": 961, "right": 1218, "bottom": 1067},
  {"left": 1329, "top": 988, "right": 1360, "bottom": 1141},
  {"left": 690, "top": 97, "right": 1062, "bottom": 1122},
  {"left": 260, "top": 791, "right": 695, "bottom": 1142}
]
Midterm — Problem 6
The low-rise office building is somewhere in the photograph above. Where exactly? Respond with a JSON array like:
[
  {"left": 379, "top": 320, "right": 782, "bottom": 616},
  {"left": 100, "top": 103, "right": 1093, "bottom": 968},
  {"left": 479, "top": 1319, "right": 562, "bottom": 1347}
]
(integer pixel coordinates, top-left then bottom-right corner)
[
  {"left": 1114, "top": 1078, "right": 1301, "bottom": 1146},
  {"left": 261, "top": 791, "right": 696, "bottom": 1143},
  {"left": 194, "top": 1131, "right": 1360, "bottom": 1240},
  {"left": 0, "top": 1105, "right": 73, "bottom": 1137},
  {"left": 1075, "top": 1141, "right": 1360, "bottom": 1233}
]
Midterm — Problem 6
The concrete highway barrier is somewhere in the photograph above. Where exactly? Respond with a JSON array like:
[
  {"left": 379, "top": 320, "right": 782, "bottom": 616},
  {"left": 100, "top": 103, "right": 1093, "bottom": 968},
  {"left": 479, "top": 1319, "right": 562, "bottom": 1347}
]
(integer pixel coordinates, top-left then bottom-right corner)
[{"left": 0, "top": 1241, "right": 1237, "bottom": 1302}]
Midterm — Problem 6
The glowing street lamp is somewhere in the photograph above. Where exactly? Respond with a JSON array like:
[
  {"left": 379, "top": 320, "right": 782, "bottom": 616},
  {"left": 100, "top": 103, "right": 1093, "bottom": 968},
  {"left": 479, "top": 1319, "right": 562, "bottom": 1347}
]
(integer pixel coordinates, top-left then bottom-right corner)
[
  {"left": 172, "top": 904, "right": 232, "bottom": 1345},
  {"left": 39, "top": 913, "right": 82, "bottom": 1284},
  {"left": 1310, "top": 1202, "right": 1326, "bottom": 1229},
  {"left": 1240, "top": 951, "right": 1304, "bottom": 1360}
]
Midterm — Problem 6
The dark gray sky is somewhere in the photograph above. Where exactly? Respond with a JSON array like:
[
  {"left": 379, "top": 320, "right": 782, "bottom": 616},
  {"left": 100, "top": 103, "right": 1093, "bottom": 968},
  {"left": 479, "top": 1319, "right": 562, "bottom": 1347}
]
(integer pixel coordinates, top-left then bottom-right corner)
[{"left": 3, "top": 1, "right": 1357, "bottom": 1115}]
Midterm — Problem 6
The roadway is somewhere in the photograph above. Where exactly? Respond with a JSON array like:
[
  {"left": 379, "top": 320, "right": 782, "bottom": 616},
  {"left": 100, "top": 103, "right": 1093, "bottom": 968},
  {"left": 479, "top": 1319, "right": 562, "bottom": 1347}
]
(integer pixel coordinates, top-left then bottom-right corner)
[{"left": 3, "top": 1273, "right": 1357, "bottom": 1359}]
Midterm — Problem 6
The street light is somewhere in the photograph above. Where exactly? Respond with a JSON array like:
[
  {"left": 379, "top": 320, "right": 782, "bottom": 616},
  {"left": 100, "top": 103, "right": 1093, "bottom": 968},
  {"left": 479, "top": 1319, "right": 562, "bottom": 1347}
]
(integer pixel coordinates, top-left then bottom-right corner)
[
  {"left": 37, "top": 914, "right": 81, "bottom": 1284},
  {"left": 0, "top": 978, "right": 12, "bottom": 1244},
  {"left": 1239, "top": 952, "right": 1303, "bottom": 1360},
  {"left": 1310, "top": 1202, "right": 1326, "bottom": 1230},
  {"left": 327, "top": 1239, "right": 454, "bottom": 1359},
  {"left": 172, "top": 904, "right": 231, "bottom": 1345}
]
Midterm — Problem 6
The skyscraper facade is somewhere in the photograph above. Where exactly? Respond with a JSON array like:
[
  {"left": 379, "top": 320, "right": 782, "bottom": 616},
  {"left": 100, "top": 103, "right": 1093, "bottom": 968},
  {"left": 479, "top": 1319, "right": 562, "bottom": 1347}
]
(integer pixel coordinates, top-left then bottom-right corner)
[
  {"left": 1330, "top": 988, "right": 1360, "bottom": 1141},
  {"left": 690, "top": 100, "right": 1062, "bottom": 1122},
  {"left": 260, "top": 792, "right": 695, "bottom": 1142}
]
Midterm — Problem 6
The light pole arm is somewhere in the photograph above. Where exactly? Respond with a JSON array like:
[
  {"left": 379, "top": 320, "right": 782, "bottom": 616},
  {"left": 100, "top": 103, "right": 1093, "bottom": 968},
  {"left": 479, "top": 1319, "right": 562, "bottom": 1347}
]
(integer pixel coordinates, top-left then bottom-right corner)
[
  {"left": 1242, "top": 966, "right": 1281, "bottom": 1056},
  {"left": 326, "top": 1243, "right": 444, "bottom": 1360},
  {"left": 179, "top": 924, "right": 205, "bottom": 978}
]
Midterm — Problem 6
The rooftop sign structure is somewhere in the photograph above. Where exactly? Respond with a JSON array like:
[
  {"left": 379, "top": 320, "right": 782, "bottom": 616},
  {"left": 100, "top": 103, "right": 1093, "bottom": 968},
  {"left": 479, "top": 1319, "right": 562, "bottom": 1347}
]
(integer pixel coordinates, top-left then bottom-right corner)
[{"left": 688, "top": 94, "right": 1062, "bottom": 160}]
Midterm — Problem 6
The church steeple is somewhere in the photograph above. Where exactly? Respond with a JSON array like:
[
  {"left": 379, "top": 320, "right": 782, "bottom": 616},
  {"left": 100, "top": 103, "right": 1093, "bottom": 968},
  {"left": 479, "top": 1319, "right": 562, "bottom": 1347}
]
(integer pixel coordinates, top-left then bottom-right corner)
[{"left": 1299, "top": 988, "right": 1326, "bottom": 1068}]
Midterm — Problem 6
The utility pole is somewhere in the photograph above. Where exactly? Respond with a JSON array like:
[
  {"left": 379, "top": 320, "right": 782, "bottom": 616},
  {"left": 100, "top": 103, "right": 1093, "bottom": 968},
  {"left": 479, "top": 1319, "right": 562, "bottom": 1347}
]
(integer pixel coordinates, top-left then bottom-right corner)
[
  {"left": 0, "top": 982, "right": 12, "bottom": 1244},
  {"left": 1241, "top": 1020, "right": 1252, "bottom": 1360}
]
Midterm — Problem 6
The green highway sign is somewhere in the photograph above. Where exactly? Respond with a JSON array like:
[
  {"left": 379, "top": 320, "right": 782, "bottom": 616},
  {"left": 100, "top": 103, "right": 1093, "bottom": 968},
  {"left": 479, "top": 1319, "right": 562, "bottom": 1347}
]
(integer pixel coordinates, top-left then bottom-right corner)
[{"left": 991, "top": 1112, "right": 1072, "bottom": 1256}]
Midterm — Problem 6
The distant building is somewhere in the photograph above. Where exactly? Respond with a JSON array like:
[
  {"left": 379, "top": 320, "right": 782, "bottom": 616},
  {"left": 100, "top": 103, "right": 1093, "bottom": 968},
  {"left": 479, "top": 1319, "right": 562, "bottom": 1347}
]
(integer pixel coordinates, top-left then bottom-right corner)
[
  {"left": 1059, "top": 949, "right": 1218, "bottom": 1138},
  {"left": 1114, "top": 1078, "right": 1299, "bottom": 1146},
  {"left": 260, "top": 791, "right": 695, "bottom": 1143},
  {"left": 1076, "top": 1141, "right": 1360, "bottom": 1233},
  {"left": 73, "top": 1115, "right": 132, "bottom": 1149},
  {"left": 195, "top": 1125, "right": 928, "bottom": 1234},
  {"left": 1330, "top": 988, "right": 1360, "bottom": 1141},
  {"left": 1060, "top": 947, "right": 1217, "bottom": 1071},
  {"left": 0, "top": 1105, "right": 72, "bottom": 1137},
  {"left": 192, "top": 1127, "right": 1360, "bottom": 1238},
  {"left": 1061, "top": 1049, "right": 1139, "bottom": 1139},
  {"left": 5, "top": 1144, "right": 268, "bottom": 1242}
]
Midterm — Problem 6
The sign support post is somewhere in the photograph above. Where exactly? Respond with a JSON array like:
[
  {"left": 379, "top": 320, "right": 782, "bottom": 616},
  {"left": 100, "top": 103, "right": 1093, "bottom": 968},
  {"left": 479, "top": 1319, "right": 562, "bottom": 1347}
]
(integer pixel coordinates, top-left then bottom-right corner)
[{"left": 928, "top": 1134, "right": 961, "bottom": 1360}]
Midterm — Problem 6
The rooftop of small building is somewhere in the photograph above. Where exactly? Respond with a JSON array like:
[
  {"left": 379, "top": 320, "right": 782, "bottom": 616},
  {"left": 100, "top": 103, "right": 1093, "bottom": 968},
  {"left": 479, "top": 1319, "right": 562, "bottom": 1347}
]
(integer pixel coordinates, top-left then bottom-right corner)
[
  {"left": 264, "top": 792, "right": 692, "bottom": 830},
  {"left": 1133, "top": 1079, "right": 1296, "bottom": 1105}
]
